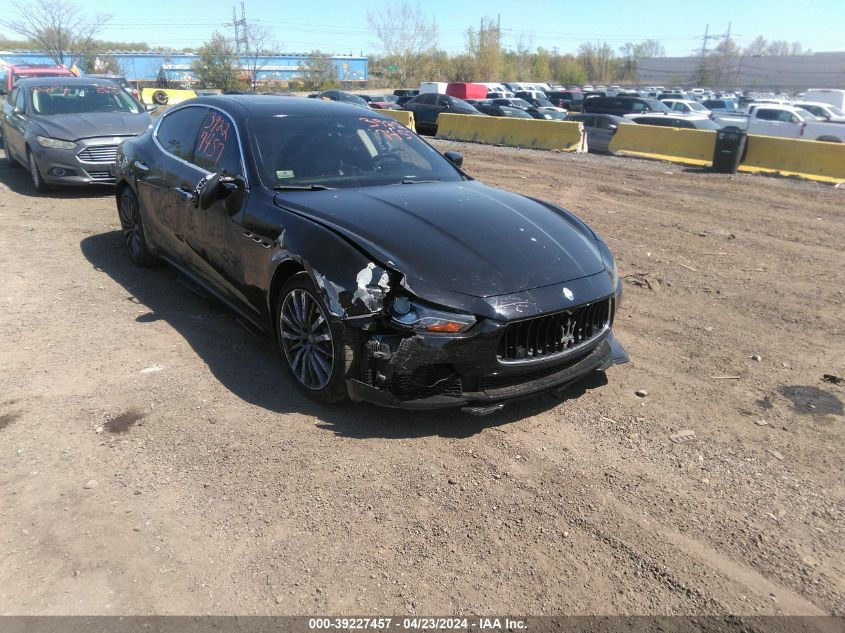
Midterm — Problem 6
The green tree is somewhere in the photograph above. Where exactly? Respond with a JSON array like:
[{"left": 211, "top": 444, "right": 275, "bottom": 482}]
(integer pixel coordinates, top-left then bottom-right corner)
[
  {"left": 297, "top": 50, "right": 338, "bottom": 91},
  {"left": 191, "top": 32, "right": 245, "bottom": 91}
]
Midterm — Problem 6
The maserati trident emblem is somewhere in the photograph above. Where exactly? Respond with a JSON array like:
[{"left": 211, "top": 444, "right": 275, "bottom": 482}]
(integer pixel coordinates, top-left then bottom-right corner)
[
  {"left": 562, "top": 287, "right": 574, "bottom": 301},
  {"left": 560, "top": 318, "right": 576, "bottom": 348}
]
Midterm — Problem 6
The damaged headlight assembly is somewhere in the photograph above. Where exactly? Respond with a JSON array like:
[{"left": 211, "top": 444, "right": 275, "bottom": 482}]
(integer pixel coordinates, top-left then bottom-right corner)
[
  {"left": 35, "top": 136, "right": 76, "bottom": 150},
  {"left": 391, "top": 296, "right": 476, "bottom": 334}
]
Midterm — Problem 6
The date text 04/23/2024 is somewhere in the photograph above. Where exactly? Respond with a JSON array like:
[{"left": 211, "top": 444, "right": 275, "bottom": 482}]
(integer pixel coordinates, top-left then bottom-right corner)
[{"left": 308, "top": 618, "right": 527, "bottom": 630}]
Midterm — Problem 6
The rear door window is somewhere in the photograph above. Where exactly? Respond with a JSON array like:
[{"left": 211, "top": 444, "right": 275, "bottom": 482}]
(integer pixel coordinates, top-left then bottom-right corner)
[{"left": 156, "top": 106, "right": 208, "bottom": 162}]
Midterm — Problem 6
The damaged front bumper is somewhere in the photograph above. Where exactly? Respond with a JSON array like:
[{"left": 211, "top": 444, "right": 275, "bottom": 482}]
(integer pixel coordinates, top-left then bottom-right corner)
[{"left": 345, "top": 321, "right": 628, "bottom": 414}]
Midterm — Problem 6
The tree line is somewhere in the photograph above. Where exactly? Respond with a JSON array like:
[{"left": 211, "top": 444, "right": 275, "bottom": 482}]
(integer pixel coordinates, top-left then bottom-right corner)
[{"left": 0, "top": 0, "right": 814, "bottom": 92}]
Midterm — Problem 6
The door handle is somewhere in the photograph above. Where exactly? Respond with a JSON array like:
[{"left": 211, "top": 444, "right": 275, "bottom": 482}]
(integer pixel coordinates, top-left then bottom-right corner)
[
  {"left": 133, "top": 160, "right": 149, "bottom": 172},
  {"left": 173, "top": 186, "right": 195, "bottom": 202}
]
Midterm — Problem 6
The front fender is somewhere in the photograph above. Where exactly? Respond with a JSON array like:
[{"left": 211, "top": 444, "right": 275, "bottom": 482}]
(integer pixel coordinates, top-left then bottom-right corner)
[{"left": 256, "top": 211, "right": 393, "bottom": 322}]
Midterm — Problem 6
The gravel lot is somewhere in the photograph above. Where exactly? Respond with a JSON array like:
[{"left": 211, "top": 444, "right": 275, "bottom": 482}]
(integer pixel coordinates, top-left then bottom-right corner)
[{"left": 0, "top": 141, "right": 843, "bottom": 617}]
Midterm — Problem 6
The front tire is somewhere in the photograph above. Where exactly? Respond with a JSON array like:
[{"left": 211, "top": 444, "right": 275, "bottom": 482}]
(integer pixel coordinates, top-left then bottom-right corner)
[
  {"left": 117, "top": 187, "right": 156, "bottom": 267},
  {"left": 276, "top": 273, "right": 348, "bottom": 403},
  {"left": 27, "top": 148, "right": 49, "bottom": 192}
]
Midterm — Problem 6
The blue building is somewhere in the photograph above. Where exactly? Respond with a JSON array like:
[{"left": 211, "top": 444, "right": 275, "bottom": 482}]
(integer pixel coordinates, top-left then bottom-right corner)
[{"left": 0, "top": 50, "right": 368, "bottom": 85}]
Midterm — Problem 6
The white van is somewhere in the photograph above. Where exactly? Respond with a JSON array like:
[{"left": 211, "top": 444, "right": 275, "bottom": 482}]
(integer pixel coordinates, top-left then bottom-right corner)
[
  {"left": 419, "top": 82, "right": 448, "bottom": 94},
  {"left": 804, "top": 89, "right": 845, "bottom": 111}
]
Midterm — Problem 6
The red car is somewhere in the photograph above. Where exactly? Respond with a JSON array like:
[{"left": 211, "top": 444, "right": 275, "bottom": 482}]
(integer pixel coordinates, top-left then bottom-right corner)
[
  {"left": 359, "top": 94, "right": 399, "bottom": 110},
  {"left": 4, "top": 64, "right": 75, "bottom": 93}
]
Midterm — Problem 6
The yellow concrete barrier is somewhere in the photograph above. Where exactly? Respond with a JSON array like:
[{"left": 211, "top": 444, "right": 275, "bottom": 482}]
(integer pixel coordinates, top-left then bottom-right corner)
[
  {"left": 608, "top": 123, "right": 716, "bottom": 166},
  {"left": 738, "top": 134, "right": 845, "bottom": 184},
  {"left": 140, "top": 88, "right": 197, "bottom": 106},
  {"left": 435, "top": 114, "right": 585, "bottom": 152},
  {"left": 381, "top": 109, "right": 416, "bottom": 132}
]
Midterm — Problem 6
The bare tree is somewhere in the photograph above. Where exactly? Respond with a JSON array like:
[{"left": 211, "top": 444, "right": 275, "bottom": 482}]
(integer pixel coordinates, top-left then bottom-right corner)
[
  {"left": 744, "top": 36, "right": 768, "bottom": 56},
  {"left": 0, "top": 0, "right": 110, "bottom": 66},
  {"left": 513, "top": 33, "right": 534, "bottom": 81},
  {"left": 367, "top": 0, "right": 438, "bottom": 86},
  {"left": 464, "top": 16, "right": 501, "bottom": 81},
  {"left": 242, "top": 23, "right": 276, "bottom": 90}
]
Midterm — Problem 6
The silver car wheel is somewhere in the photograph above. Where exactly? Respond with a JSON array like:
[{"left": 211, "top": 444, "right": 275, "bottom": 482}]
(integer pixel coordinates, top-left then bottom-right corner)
[{"left": 279, "top": 288, "right": 334, "bottom": 390}]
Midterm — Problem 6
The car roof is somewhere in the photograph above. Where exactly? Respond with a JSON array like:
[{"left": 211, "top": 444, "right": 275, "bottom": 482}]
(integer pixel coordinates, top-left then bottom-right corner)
[{"left": 169, "top": 95, "right": 384, "bottom": 119}]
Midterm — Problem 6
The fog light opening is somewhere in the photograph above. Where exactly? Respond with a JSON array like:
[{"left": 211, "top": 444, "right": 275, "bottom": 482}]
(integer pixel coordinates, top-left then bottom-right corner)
[{"left": 50, "top": 167, "right": 67, "bottom": 177}]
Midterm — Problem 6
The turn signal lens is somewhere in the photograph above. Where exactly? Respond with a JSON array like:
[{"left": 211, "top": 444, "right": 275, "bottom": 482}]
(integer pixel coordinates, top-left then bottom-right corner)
[{"left": 425, "top": 321, "right": 465, "bottom": 333}]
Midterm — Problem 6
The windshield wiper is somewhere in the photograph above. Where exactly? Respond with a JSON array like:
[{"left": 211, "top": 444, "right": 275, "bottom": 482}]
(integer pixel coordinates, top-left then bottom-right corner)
[
  {"left": 400, "top": 179, "right": 440, "bottom": 184},
  {"left": 273, "top": 184, "right": 334, "bottom": 191}
]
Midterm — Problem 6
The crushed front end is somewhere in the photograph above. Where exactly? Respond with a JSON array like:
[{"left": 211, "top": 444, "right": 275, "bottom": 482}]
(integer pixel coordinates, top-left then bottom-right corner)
[{"left": 342, "top": 269, "right": 628, "bottom": 414}]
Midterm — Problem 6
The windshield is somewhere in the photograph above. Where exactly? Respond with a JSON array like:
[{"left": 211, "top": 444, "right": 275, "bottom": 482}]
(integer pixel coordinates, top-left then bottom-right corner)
[
  {"left": 829, "top": 105, "right": 845, "bottom": 116},
  {"left": 510, "top": 98, "right": 531, "bottom": 108},
  {"left": 30, "top": 84, "right": 142, "bottom": 115},
  {"left": 645, "top": 99, "right": 671, "bottom": 112},
  {"left": 249, "top": 114, "right": 464, "bottom": 190},
  {"left": 689, "top": 102, "right": 708, "bottom": 112},
  {"left": 794, "top": 108, "right": 819, "bottom": 121},
  {"left": 534, "top": 98, "right": 555, "bottom": 107}
]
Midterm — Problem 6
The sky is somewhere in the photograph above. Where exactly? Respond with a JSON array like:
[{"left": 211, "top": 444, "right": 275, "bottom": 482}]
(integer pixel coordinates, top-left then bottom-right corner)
[{"left": 2, "top": 0, "right": 844, "bottom": 57}]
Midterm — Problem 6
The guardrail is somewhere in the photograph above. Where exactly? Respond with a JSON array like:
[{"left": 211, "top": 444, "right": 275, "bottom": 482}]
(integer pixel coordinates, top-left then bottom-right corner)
[
  {"left": 435, "top": 114, "right": 585, "bottom": 152},
  {"left": 608, "top": 124, "right": 716, "bottom": 166},
  {"left": 738, "top": 134, "right": 845, "bottom": 184},
  {"left": 380, "top": 109, "right": 416, "bottom": 132},
  {"left": 607, "top": 123, "right": 844, "bottom": 184}
]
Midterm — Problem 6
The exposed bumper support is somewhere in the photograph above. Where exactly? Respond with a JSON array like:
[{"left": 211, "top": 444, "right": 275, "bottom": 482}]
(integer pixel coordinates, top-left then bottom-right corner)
[{"left": 345, "top": 332, "right": 628, "bottom": 413}]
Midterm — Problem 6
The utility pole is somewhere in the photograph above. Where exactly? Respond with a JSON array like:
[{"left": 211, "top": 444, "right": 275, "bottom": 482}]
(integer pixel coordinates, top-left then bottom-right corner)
[{"left": 233, "top": 3, "right": 248, "bottom": 54}]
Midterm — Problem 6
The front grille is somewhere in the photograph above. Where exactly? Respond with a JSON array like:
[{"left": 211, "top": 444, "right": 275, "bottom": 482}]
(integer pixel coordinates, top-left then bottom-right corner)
[
  {"left": 78, "top": 144, "right": 119, "bottom": 163},
  {"left": 388, "top": 364, "right": 462, "bottom": 401},
  {"left": 498, "top": 297, "right": 611, "bottom": 363},
  {"left": 86, "top": 170, "right": 114, "bottom": 182}
]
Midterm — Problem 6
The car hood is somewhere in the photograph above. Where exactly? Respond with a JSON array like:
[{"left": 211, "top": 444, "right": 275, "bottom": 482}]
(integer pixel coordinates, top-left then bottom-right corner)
[
  {"left": 30, "top": 111, "right": 151, "bottom": 141},
  {"left": 274, "top": 180, "right": 604, "bottom": 298}
]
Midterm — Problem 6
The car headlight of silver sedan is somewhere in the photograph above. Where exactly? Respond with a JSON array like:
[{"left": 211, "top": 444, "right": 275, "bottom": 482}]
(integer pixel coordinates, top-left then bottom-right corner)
[{"left": 36, "top": 136, "right": 76, "bottom": 150}]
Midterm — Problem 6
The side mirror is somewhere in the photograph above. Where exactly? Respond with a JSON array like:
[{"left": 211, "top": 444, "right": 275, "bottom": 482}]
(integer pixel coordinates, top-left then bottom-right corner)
[
  {"left": 0, "top": 88, "right": 7, "bottom": 96},
  {"left": 608, "top": 124, "right": 618, "bottom": 131},
  {"left": 145, "top": 103, "right": 159, "bottom": 112},
  {"left": 443, "top": 151, "right": 463, "bottom": 168},
  {"left": 197, "top": 172, "right": 245, "bottom": 210},
  {"left": 12, "top": 106, "right": 23, "bottom": 116}
]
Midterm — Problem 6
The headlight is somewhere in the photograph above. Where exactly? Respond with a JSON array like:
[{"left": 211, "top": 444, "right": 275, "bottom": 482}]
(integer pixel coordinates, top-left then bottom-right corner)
[
  {"left": 36, "top": 136, "right": 76, "bottom": 150},
  {"left": 595, "top": 235, "right": 619, "bottom": 288},
  {"left": 391, "top": 297, "right": 476, "bottom": 333}
]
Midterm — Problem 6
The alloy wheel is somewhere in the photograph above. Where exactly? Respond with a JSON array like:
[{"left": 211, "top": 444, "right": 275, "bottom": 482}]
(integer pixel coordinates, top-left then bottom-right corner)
[
  {"left": 279, "top": 288, "right": 334, "bottom": 390},
  {"left": 118, "top": 192, "right": 143, "bottom": 260}
]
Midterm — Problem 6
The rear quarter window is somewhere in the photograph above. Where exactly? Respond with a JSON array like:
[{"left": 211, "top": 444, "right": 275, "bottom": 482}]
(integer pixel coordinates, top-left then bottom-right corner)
[{"left": 156, "top": 106, "right": 208, "bottom": 162}]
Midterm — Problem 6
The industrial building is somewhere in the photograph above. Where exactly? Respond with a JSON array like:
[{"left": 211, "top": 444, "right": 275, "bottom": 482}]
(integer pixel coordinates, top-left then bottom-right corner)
[
  {"left": 636, "top": 51, "right": 845, "bottom": 91},
  {"left": 0, "top": 50, "right": 368, "bottom": 86}
]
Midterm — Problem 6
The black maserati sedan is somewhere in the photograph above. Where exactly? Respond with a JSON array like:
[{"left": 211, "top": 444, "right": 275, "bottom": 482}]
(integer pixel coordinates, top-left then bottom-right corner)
[{"left": 114, "top": 96, "right": 627, "bottom": 414}]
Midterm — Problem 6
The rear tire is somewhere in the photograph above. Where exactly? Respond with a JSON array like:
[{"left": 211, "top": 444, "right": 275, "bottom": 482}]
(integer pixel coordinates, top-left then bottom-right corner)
[
  {"left": 276, "top": 273, "right": 348, "bottom": 404},
  {"left": 117, "top": 187, "right": 156, "bottom": 267},
  {"left": 152, "top": 90, "right": 169, "bottom": 105}
]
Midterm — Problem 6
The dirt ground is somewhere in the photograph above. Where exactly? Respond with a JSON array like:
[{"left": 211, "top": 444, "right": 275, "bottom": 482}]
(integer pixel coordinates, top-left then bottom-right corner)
[{"left": 0, "top": 141, "right": 843, "bottom": 618}]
